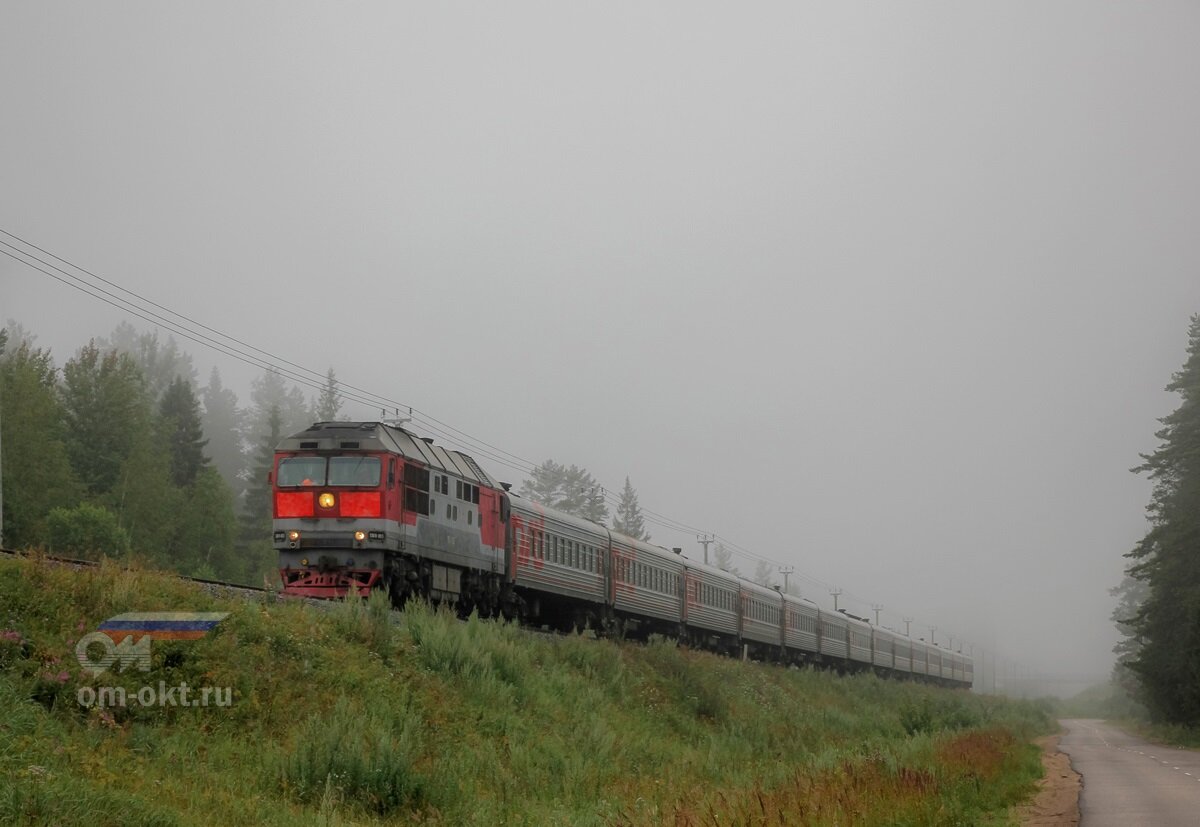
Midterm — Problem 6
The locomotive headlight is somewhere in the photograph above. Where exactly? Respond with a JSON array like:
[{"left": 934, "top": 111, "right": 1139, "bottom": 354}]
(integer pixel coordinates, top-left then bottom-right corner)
[
  {"left": 318, "top": 492, "right": 336, "bottom": 509},
  {"left": 300, "top": 557, "right": 309, "bottom": 567},
  {"left": 287, "top": 530, "right": 301, "bottom": 542},
  {"left": 354, "top": 530, "right": 366, "bottom": 542}
]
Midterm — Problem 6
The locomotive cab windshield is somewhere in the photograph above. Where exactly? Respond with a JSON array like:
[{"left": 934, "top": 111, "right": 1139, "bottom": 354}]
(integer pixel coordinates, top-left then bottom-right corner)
[{"left": 277, "top": 455, "right": 382, "bottom": 487}]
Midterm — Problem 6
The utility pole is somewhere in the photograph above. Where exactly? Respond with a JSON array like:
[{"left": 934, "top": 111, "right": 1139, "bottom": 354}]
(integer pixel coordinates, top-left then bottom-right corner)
[
  {"left": 830, "top": 588, "right": 842, "bottom": 612},
  {"left": 871, "top": 604, "right": 883, "bottom": 625},
  {"left": 903, "top": 617, "right": 913, "bottom": 637},
  {"left": 697, "top": 534, "right": 714, "bottom": 565},
  {"left": 778, "top": 566, "right": 794, "bottom": 593}
]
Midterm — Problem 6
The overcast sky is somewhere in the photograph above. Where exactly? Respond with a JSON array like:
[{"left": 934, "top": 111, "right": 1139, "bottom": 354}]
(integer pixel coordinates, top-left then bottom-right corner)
[{"left": 4, "top": 2, "right": 1199, "bottom": 692}]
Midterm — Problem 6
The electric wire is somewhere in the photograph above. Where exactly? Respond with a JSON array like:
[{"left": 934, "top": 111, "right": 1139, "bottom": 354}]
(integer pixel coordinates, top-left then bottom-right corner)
[{"left": 5, "top": 230, "right": 958, "bottom": 640}]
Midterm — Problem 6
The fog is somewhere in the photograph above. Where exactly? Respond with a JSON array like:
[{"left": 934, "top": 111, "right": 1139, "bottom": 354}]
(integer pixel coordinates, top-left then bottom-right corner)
[{"left": 4, "top": 2, "right": 1200, "bottom": 694}]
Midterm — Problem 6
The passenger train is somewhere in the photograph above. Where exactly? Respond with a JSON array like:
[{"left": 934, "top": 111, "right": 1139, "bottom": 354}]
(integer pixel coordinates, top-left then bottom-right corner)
[{"left": 273, "top": 421, "right": 972, "bottom": 688}]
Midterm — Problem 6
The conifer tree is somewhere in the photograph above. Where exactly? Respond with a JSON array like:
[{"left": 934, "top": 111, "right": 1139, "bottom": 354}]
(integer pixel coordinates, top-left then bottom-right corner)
[
  {"left": 160, "top": 376, "right": 209, "bottom": 488},
  {"left": 59, "top": 342, "right": 148, "bottom": 496},
  {"left": 241, "top": 404, "right": 282, "bottom": 541},
  {"left": 238, "top": 404, "right": 284, "bottom": 583},
  {"left": 315, "top": 367, "right": 342, "bottom": 421},
  {"left": 248, "top": 368, "right": 309, "bottom": 444},
  {"left": 519, "top": 460, "right": 609, "bottom": 524},
  {"left": 752, "top": 559, "right": 776, "bottom": 588},
  {"left": 201, "top": 367, "right": 246, "bottom": 497},
  {"left": 1123, "top": 313, "right": 1200, "bottom": 724},
  {"left": 612, "top": 476, "right": 650, "bottom": 541},
  {"left": 712, "top": 542, "right": 739, "bottom": 575}
]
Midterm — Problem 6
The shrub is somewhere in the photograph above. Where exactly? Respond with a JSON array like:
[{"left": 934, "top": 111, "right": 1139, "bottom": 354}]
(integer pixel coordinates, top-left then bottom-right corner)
[{"left": 45, "top": 503, "right": 131, "bottom": 559}]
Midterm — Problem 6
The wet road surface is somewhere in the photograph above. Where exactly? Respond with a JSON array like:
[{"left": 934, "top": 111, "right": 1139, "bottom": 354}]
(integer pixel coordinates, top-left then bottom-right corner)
[{"left": 1059, "top": 718, "right": 1200, "bottom": 826}]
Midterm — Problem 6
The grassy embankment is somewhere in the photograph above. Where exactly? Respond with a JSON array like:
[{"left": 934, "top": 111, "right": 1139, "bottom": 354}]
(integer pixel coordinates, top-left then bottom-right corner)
[{"left": 0, "top": 553, "right": 1051, "bottom": 825}]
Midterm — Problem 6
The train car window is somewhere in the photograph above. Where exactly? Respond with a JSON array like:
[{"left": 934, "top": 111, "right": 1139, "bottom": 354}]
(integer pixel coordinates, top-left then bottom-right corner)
[
  {"left": 277, "top": 456, "right": 326, "bottom": 487},
  {"left": 472, "top": 486, "right": 480, "bottom": 504},
  {"left": 453, "top": 505, "right": 458, "bottom": 520},
  {"left": 467, "top": 511, "right": 473, "bottom": 526},
  {"left": 387, "top": 459, "right": 396, "bottom": 488}
]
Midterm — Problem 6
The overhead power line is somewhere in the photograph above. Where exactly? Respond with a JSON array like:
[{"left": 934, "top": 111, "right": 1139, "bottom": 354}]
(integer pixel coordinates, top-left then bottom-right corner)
[{"left": 3, "top": 228, "right": 955, "bottom": 638}]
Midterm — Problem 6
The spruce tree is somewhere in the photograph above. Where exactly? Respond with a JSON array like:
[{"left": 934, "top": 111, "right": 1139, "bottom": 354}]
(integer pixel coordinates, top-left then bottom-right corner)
[
  {"left": 712, "top": 542, "right": 739, "bottom": 575},
  {"left": 315, "top": 367, "right": 342, "bottom": 421},
  {"left": 239, "top": 404, "right": 284, "bottom": 583},
  {"left": 612, "top": 476, "right": 650, "bottom": 541},
  {"left": 59, "top": 342, "right": 148, "bottom": 496},
  {"left": 241, "top": 405, "right": 282, "bottom": 537},
  {"left": 1124, "top": 313, "right": 1200, "bottom": 724},
  {"left": 160, "top": 376, "right": 209, "bottom": 488},
  {"left": 201, "top": 367, "right": 247, "bottom": 498},
  {"left": 518, "top": 460, "right": 609, "bottom": 524},
  {"left": 248, "top": 368, "right": 309, "bottom": 444},
  {"left": 752, "top": 559, "right": 776, "bottom": 588}
]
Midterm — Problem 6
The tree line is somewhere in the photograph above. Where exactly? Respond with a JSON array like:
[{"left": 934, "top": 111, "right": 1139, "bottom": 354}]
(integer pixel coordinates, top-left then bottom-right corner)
[
  {"left": 1117, "top": 313, "right": 1200, "bottom": 724},
  {"left": 0, "top": 320, "right": 341, "bottom": 585}
]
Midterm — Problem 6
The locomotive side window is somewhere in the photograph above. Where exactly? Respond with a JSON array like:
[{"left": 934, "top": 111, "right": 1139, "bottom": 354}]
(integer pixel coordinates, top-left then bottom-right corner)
[
  {"left": 404, "top": 464, "right": 430, "bottom": 491},
  {"left": 405, "top": 489, "right": 430, "bottom": 515},
  {"left": 278, "top": 457, "right": 326, "bottom": 486},
  {"left": 329, "top": 456, "right": 381, "bottom": 486}
]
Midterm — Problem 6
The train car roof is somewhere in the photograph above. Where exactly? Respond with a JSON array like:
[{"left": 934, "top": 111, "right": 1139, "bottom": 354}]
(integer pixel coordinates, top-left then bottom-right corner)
[
  {"left": 507, "top": 492, "right": 615, "bottom": 537},
  {"left": 278, "top": 421, "right": 498, "bottom": 488}
]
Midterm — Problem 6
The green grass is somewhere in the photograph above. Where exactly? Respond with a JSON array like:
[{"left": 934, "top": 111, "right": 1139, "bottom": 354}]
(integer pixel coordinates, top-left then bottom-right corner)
[{"left": 0, "top": 554, "right": 1051, "bottom": 825}]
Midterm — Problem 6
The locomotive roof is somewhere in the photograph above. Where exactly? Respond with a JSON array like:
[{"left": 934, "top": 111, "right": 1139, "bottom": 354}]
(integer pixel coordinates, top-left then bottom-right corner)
[{"left": 278, "top": 421, "right": 499, "bottom": 488}]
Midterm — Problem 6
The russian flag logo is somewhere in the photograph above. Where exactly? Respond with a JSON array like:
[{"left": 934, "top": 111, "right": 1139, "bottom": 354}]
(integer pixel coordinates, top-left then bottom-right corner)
[{"left": 98, "top": 612, "right": 229, "bottom": 642}]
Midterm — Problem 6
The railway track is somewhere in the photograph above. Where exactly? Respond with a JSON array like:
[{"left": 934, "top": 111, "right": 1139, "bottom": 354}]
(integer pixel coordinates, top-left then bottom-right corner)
[{"left": 0, "top": 546, "right": 271, "bottom": 602}]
